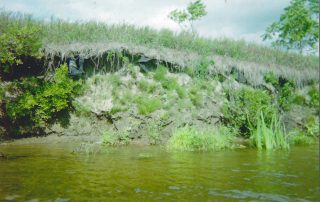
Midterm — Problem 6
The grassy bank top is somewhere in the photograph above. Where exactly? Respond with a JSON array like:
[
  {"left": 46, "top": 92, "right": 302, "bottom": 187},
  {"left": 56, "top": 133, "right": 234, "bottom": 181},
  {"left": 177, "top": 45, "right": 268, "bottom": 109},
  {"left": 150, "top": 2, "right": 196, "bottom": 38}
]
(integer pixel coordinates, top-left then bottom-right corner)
[{"left": 0, "top": 11, "right": 318, "bottom": 70}]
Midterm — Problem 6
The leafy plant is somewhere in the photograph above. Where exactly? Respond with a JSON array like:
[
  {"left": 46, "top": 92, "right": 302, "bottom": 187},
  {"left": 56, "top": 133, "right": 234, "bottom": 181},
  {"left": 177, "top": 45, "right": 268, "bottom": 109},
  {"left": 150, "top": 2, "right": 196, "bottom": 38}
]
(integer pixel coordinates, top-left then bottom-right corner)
[
  {"left": 0, "top": 23, "right": 42, "bottom": 74},
  {"left": 262, "top": 0, "right": 319, "bottom": 53},
  {"left": 308, "top": 83, "right": 319, "bottom": 108},
  {"left": 168, "top": 0, "right": 207, "bottom": 34},
  {"left": 223, "top": 88, "right": 276, "bottom": 136},
  {"left": 6, "top": 64, "right": 80, "bottom": 135}
]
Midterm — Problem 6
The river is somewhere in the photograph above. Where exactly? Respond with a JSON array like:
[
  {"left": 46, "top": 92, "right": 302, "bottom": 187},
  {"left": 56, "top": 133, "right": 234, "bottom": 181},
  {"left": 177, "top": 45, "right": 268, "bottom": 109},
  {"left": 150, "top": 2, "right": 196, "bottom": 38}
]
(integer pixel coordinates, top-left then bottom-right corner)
[{"left": 0, "top": 144, "right": 319, "bottom": 201}]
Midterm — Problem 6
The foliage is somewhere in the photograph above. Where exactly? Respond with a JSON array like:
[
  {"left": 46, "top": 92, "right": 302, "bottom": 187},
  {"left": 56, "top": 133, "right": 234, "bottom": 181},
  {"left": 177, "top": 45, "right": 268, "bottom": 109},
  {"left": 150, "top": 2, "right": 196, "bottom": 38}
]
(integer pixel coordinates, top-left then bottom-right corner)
[
  {"left": 278, "top": 82, "right": 295, "bottom": 111},
  {"left": 0, "top": 23, "right": 42, "bottom": 73},
  {"left": 134, "top": 95, "right": 162, "bottom": 115},
  {"left": 250, "top": 111, "right": 290, "bottom": 150},
  {"left": 308, "top": 84, "right": 319, "bottom": 108},
  {"left": 103, "top": 129, "right": 130, "bottom": 146},
  {"left": 262, "top": 0, "right": 319, "bottom": 53},
  {"left": 169, "top": 0, "right": 207, "bottom": 34},
  {"left": 264, "top": 72, "right": 295, "bottom": 111},
  {"left": 6, "top": 64, "right": 80, "bottom": 134},
  {"left": 168, "top": 126, "right": 235, "bottom": 151},
  {"left": 223, "top": 88, "right": 276, "bottom": 136}
]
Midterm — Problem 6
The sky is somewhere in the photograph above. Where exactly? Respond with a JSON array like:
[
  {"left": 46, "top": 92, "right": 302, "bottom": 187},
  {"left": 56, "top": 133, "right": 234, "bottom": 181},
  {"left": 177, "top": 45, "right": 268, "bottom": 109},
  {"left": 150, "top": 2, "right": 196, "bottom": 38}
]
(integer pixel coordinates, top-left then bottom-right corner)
[{"left": 0, "top": 0, "right": 291, "bottom": 44}]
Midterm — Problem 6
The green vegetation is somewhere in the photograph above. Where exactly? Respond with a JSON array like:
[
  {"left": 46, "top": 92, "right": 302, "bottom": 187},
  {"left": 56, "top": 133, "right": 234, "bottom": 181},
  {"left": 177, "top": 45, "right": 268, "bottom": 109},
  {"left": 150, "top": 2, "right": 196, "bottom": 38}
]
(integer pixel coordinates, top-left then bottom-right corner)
[
  {"left": 250, "top": 111, "right": 289, "bottom": 150},
  {"left": 168, "top": 126, "right": 235, "bottom": 151},
  {"left": 169, "top": 0, "right": 207, "bottom": 34},
  {"left": 263, "top": 0, "right": 319, "bottom": 53},
  {"left": 6, "top": 64, "right": 80, "bottom": 135},
  {"left": 134, "top": 95, "right": 162, "bottom": 115},
  {"left": 224, "top": 87, "right": 276, "bottom": 136},
  {"left": 103, "top": 130, "right": 130, "bottom": 146},
  {"left": 146, "top": 121, "right": 162, "bottom": 145},
  {"left": 137, "top": 79, "right": 157, "bottom": 94},
  {"left": 0, "top": 21, "right": 42, "bottom": 75},
  {"left": 308, "top": 84, "right": 319, "bottom": 108}
]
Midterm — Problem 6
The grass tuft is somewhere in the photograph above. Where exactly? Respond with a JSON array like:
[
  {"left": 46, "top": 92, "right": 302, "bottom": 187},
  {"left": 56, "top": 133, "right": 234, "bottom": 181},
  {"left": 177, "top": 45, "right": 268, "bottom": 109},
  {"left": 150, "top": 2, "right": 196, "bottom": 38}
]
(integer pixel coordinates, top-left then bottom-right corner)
[{"left": 168, "top": 126, "right": 235, "bottom": 151}]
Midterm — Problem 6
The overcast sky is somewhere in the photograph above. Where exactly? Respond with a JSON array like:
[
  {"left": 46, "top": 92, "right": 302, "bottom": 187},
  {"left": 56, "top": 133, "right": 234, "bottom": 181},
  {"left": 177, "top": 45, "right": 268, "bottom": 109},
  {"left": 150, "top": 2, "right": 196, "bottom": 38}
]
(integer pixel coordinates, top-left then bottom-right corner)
[{"left": 0, "top": 0, "right": 291, "bottom": 44}]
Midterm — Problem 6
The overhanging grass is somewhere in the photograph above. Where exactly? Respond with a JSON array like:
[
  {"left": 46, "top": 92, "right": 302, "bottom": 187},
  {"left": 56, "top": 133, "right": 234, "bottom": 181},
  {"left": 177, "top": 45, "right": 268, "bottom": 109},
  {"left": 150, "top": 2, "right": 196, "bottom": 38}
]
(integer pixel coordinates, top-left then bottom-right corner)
[
  {"left": 168, "top": 126, "right": 235, "bottom": 151},
  {"left": 0, "top": 10, "right": 318, "bottom": 70}
]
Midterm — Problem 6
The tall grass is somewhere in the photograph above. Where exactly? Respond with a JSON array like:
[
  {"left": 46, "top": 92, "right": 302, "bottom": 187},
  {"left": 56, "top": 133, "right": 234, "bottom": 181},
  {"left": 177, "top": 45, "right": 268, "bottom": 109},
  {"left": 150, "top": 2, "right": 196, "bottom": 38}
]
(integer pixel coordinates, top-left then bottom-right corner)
[
  {"left": 168, "top": 126, "right": 235, "bottom": 151},
  {"left": 0, "top": 10, "right": 318, "bottom": 69},
  {"left": 250, "top": 111, "right": 289, "bottom": 150}
]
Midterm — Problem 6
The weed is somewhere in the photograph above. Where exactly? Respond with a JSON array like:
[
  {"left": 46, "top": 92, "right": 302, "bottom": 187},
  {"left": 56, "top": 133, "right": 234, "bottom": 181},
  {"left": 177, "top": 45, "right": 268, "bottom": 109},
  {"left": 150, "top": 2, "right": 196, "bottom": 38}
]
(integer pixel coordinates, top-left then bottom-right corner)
[
  {"left": 103, "top": 130, "right": 130, "bottom": 146},
  {"left": 134, "top": 95, "right": 162, "bottom": 115},
  {"left": 137, "top": 79, "right": 157, "bottom": 93},
  {"left": 153, "top": 65, "right": 168, "bottom": 81},
  {"left": 145, "top": 121, "right": 162, "bottom": 145},
  {"left": 168, "top": 126, "right": 235, "bottom": 151}
]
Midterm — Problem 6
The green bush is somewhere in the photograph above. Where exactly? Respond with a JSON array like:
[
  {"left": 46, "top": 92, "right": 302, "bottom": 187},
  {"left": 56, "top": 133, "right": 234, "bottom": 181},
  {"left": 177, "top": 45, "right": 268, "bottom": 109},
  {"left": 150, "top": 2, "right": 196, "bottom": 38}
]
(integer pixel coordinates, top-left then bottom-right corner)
[
  {"left": 278, "top": 82, "right": 295, "bottom": 111},
  {"left": 0, "top": 23, "right": 42, "bottom": 74},
  {"left": 6, "top": 64, "right": 80, "bottom": 135},
  {"left": 224, "top": 87, "right": 276, "bottom": 136},
  {"left": 308, "top": 84, "right": 319, "bottom": 108},
  {"left": 168, "top": 126, "right": 235, "bottom": 151},
  {"left": 250, "top": 111, "right": 289, "bottom": 150}
]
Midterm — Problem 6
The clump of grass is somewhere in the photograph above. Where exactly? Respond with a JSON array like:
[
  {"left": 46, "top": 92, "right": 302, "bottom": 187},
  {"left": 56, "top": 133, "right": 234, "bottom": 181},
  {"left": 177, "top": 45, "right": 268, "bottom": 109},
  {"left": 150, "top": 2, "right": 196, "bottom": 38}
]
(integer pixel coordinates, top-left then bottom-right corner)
[
  {"left": 189, "top": 84, "right": 203, "bottom": 107},
  {"left": 134, "top": 95, "right": 162, "bottom": 115},
  {"left": 168, "top": 126, "right": 235, "bottom": 151},
  {"left": 290, "top": 133, "right": 315, "bottom": 145},
  {"left": 103, "top": 130, "right": 130, "bottom": 146},
  {"left": 137, "top": 79, "right": 157, "bottom": 93},
  {"left": 109, "top": 74, "right": 122, "bottom": 87},
  {"left": 153, "top": 65, "right": 168, "bottom": 81},
  {"left": 250, "top": 111, "right": 289, "bottom": 150}
]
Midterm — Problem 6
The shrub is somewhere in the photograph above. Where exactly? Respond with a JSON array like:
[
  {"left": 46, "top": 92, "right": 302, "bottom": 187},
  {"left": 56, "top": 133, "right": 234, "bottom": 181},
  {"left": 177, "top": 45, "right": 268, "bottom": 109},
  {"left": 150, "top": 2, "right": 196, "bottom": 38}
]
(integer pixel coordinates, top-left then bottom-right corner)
[
  {"left": 6, "top": 64, "right": 80, "bottom": 135},
  {"left": 0, "top": 23, "right": 42, "bottom": 74},
  {"left": 224, "top": 87, "right": 276, "bottom": 136},
  {"left": 278, "top": 82, "right": 295, "bottom": 111},
  {"left": 134, "top": 95, "right": 162, "bottom": 115},
  {"left": 250, "top": 111, "right": 289, "bottom": 150},
  {"left": 168, "top": 126, "right": 235, "bottom": 151},
  {"left": 308, "top": 84, "right": 319, "bottom": 108}
]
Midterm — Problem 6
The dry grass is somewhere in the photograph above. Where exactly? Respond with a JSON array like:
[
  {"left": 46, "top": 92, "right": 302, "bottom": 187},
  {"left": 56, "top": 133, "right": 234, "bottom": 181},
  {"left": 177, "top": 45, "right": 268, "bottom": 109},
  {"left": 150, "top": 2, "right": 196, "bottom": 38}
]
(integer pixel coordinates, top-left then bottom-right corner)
[{"left": 43, "top": 42, "right": 318, "bottom": 87}]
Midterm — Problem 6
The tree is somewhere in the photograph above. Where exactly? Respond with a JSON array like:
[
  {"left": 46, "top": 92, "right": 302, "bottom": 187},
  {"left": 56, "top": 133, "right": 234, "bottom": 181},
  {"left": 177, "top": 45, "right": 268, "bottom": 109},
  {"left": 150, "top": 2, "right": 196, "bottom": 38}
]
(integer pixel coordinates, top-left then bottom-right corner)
[
  {"left": 262, "top": 0, "right": 319, "bottom": 53},
  {"left": 168, "top": 0, "right": 207, "bottom": 35}
]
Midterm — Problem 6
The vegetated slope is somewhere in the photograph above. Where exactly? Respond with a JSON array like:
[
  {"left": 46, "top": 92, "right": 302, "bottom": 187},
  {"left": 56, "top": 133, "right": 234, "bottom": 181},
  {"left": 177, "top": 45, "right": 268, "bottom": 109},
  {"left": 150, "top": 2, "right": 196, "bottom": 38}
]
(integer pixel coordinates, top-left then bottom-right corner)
[{"left": 0, "top": 11, "right": 319, "bottom": 149}]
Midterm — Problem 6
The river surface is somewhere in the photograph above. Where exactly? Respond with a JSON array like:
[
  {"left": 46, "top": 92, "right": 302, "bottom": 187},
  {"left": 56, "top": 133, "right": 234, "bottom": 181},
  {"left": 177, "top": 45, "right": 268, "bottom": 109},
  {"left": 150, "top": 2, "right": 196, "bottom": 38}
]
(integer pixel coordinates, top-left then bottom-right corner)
[{"left": 0, "top": 144, "right": 319, "bottom": 201}]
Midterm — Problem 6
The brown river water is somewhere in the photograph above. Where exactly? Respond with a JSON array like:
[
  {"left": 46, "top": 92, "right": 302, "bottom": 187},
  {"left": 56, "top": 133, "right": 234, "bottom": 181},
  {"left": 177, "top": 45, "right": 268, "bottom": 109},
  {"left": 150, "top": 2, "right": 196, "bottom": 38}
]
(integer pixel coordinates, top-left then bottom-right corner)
[{"left": 0, "top": 143, "right": 319, "bottom": 201}]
